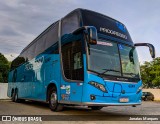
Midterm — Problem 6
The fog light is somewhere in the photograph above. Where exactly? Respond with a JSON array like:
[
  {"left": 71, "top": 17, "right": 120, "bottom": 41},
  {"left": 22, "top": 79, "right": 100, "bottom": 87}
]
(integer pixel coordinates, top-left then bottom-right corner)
[{"left": 90, "top": 95, "right": 96, "bottom": 100}]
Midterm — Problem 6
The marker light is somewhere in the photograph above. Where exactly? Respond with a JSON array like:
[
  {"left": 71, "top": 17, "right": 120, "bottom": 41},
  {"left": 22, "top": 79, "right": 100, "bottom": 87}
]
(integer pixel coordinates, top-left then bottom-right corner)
[{"left": 89, "top": 81, "right": 107, "bottom": 93}]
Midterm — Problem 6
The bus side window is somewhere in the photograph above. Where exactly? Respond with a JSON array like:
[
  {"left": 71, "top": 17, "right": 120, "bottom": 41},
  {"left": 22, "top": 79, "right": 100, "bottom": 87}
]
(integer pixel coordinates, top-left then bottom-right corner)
[
  {"left": 12, "top": 69, "right": 17, "bottom": 82},
  {"left": 10, "top": 56, "right": 25, "bottom": 71},
  {"left": 62, "top": 40, "right": 84, "bottom": 81}
]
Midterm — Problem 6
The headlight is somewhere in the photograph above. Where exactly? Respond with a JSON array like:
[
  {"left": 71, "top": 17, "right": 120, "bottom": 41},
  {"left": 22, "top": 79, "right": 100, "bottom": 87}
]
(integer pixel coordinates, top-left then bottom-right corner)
[
  {"left": 137, "top": 86, "right": 142, "bottom": 94},
  {"left": 89, "top": 81, "right": 107, "bottom": 92}
]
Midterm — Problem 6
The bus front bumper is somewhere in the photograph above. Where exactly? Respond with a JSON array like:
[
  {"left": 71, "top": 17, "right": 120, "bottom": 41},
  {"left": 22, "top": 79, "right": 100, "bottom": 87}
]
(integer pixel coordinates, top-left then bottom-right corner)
[
  {"left": 59, "top": 100, "right": 141, "bottom": 106},
  {"left": 81, "top": 102, "right": 141, "bottom": 106}
]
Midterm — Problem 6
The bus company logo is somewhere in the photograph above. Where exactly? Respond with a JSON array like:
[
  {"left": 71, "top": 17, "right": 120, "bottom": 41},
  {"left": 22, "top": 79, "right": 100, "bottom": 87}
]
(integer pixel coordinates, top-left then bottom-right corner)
[
  {"left": 2, "top": 116, "right": 11, "bottom": 121},
  {"left": 116, "top": 22, "right": 126, "bottom": 33},
  {"left": 1, "top": 116, "right": 42, "bottom": 122},
  {"left": 116, "top": 77, "right": 128, "bottom": 81},
  {"left": 100, "top": 27, "right": 127, "bottom": 40}
]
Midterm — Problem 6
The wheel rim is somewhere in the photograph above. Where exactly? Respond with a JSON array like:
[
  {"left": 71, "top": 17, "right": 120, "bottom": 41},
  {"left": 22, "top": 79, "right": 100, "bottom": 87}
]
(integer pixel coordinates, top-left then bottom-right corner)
[{"left": 50, "top": 92, "right": 57, "bottom": 107}]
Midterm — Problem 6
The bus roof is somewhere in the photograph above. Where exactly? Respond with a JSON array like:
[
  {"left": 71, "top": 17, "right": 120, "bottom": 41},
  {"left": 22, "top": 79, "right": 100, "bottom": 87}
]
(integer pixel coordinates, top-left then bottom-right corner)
[
  {"left": 21, "top": 8, "right": 133, "bottom": 55},
  {"left": 61, "top": 8, "right": 132, "bottom": 42}
]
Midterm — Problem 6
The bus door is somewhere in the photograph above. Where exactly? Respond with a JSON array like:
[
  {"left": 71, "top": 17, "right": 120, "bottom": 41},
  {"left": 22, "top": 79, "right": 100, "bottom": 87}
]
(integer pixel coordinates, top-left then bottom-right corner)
[{"left": 60, "top": 34, "right": 84, "bottom": 103}]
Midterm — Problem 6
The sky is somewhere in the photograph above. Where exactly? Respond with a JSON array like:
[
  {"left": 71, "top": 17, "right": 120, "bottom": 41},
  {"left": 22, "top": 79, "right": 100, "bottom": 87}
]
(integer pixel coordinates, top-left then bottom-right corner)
[{"left": 0, "top": 0, "right": 160, "bottom": 63}]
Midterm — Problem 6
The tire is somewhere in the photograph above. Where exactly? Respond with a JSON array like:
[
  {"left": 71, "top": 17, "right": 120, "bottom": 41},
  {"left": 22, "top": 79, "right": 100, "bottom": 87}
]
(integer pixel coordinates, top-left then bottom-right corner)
[
  {"left": 14, "top": 91, "right": 19, "bottom": 103},
  {"left": 19, "top": 99, "right": 25, "bottom": 103},
  {"left": 144, "top": 97, "right": 147, "bottom": 101},
  {"left": 11, "top": 91, "right": 15, "bottom": 102},
  {"left": 145, "top": 97, "right": 148, "bottom": 101},
  {"left": 49, "top": 87, "right": 63, "bottom": 112},
  {"left": 90, "top": 106, "right": 103, "bottom": 110}
]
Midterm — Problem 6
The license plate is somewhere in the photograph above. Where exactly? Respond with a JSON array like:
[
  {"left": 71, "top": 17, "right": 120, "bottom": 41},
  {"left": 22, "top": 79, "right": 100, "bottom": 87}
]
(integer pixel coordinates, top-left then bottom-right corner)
[{"left": 119, "top": 98, "right": 129, "bottom": 103}]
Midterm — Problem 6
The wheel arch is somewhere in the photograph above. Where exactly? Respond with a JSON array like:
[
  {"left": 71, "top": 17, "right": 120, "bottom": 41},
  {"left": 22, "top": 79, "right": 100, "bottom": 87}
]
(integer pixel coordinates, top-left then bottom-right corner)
[{"left": 46, "top": 82, "right": 58, "bottom": 102}]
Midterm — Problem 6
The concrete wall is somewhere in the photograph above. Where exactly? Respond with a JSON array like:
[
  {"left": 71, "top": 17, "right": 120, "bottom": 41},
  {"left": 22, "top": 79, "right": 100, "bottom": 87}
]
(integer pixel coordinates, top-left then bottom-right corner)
[
  {"left": 0, "top": 83, "right": 9, "bottom": 99},
  {"left": 143, "top": 89, "right": 160, "bottom": 101}
]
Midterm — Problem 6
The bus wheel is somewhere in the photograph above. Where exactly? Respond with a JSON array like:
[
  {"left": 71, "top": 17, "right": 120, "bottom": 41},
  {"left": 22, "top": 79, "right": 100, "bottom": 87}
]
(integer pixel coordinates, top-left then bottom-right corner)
[
  {"left": 11, "top": 91, "right": 15, "bottom": 102},
  {"left": 144, "top": 97, "right": 148, "bottom": 101},
  {"left": 89, "top": 106, "right": 103, "bottom": 110},
  {"left": 14, "top": 91, "right": 19, "bottom": 102},
  {"left": 49, "top": 88, "right": 63, "bottom": 112}
]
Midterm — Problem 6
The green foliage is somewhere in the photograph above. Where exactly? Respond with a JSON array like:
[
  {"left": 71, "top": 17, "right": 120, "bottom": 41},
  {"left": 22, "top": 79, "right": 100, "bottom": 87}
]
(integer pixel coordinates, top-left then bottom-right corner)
[
  {"left": 0, "top": 73, "right": 3, "bottom": 82},
  {"left": 0, "top": 53, "right": 10, "bottom": 83},
  {"left": 140, "top": 57, "right": 160, "bottom": 88}
]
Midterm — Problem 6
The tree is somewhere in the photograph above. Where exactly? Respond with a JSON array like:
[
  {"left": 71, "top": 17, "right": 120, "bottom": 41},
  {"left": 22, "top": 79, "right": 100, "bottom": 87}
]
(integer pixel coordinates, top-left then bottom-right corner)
[
  {"left": 140, "top": 57, "right": 160, "bottom": 88},
  {"left": 0, "top": 53, "right": 10, "bottom": 82},
  {"left": 0, "top": 73, "right": 3, "bottom": 82}
]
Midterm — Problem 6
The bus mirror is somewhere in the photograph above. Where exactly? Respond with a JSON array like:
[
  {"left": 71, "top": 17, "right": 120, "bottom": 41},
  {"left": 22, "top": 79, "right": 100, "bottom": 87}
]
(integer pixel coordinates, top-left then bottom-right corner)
[
  {"left": 73, "top": 26, "right": 98, "bottom": 45},
  {"left": 134, "top": 43, "right": 155, "bottom": 58},
  {"left": 87, "top": 26, "right": 97, "bottom": 45}
]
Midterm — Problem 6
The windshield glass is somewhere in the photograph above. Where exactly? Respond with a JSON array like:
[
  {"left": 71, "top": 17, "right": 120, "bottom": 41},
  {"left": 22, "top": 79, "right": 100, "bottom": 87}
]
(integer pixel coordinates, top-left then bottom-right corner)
[
  {"left": 88, "top": 40, "right": 140, "bottom": 79},
  {"left": 119, "top": 44, "right": 140, "bottom": 78}
]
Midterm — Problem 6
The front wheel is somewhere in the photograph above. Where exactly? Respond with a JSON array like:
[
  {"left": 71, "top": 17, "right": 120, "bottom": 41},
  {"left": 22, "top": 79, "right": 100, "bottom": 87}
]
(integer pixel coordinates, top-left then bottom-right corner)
[
  {"left": 144, "top": 97, "right": 148, "bottom": 101},
  {"left": 49, "top": 88, "right": 63, "bottom": 112},
  {"left": 89, "top": 106, "right": 103, "bottom": 110}
]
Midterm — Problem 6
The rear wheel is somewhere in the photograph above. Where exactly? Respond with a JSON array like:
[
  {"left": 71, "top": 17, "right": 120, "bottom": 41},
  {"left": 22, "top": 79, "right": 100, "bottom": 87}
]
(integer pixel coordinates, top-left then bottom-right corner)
[
  {"left": 49, "top": 87, "right": 63, "bottom": 112},
  {"left": 14, "top": 91, "right": 21, "bottom": 103},
  {"left": 11, "top": 91, "right": 15, "bottom": 102},
  {"left": 14, "top": 91, "right": 18, "bottom": 102},
  {"left": 12, "top": 89, "right": 24, "bottom": 103},
  {"left": 90, "top": 106, "right": 103, "bottom": 110}
]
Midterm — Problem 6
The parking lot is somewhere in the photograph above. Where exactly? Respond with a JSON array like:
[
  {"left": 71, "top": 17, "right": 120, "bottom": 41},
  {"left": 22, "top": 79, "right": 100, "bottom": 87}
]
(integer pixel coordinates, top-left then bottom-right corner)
[{"left": 0, "top": 100, "right": 160, "bottom": 123}]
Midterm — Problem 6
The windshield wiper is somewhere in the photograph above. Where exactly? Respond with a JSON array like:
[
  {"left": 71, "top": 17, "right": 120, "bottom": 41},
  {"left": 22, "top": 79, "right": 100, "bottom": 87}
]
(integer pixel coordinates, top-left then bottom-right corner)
[
  {"left": 123, "top": 72, "right": 136, "bottom": 77},
  {"left": 98, "top": 69, "right": 120, "bottom": 77}
]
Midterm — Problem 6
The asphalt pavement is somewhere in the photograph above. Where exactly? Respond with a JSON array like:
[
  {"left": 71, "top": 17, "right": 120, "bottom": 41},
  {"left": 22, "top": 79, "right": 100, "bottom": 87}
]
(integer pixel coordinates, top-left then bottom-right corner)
[{"left": 0, "top": 100, "right": 160, "bottom": 124}]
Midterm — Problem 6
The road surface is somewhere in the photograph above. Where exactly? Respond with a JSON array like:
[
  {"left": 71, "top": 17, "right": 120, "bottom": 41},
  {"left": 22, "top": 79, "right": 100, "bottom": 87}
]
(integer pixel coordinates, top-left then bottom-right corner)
[{"left": 0, "top": 100, "right": 160, "bottom": 123}]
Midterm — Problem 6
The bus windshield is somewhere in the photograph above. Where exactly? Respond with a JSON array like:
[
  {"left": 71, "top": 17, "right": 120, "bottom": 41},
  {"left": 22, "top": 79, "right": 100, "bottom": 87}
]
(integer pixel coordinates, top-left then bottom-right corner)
[{"left": 87, "top": 40, "right": 140, "bottom": 79}]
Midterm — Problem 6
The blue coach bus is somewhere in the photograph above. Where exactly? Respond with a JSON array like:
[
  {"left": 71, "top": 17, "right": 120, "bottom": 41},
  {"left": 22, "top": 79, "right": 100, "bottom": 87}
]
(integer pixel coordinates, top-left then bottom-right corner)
[{"left": 8, "top": 9, "right": 155, "bottom": 111}]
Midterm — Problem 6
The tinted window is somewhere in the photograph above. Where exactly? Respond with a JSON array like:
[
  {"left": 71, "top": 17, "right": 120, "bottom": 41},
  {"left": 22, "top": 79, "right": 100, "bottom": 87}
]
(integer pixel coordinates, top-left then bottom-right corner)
[
  {"left": 20, "top": 51, "right": 27, "bottom": 62},
  {"left": 35, "top": 34, "right": 47, "bottom": 56},
  {"left": 61, "top": 12, "right": 79, "bottom": 36},
  {"left": 81, "top": 9, "right": 133, "bottom": 42},
  {"left": 20, "top": 22, "right": 59, "bottom": 62},
  {"left": 11, "top": 56, "right": 25, "bottom": 70},
  {"left": 45, "top": 22, "right": 59, "bottom": 50},
  {"left": 26, "top": 42, "right": 36, "bottom": 60}
]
